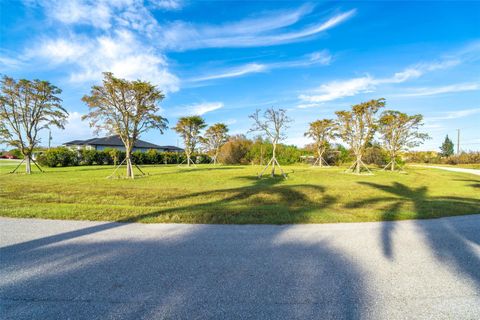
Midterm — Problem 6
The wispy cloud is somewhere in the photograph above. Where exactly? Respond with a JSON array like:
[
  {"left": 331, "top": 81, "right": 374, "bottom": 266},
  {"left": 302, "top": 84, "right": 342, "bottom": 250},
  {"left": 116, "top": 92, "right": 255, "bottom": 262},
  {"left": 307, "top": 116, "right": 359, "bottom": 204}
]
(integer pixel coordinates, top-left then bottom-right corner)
[
  {"left": 172, "top": 102, "right": 224, "bottom": 116},
  {"left": 396, "top": 82, "right": 480, "bottom": 97},
  {"left": 190, "top": 50, "right": 332, "bottom": 82},
  {"left": 428, "top": 107, "right": 480, "bottom": 120},
  {"left": 160, "top": 9, "right": 356, "bottom": 50},
  {"left": 190, "top": 63, "right": 267, "bottom": 82},
  {"left": 298, "top": 55, "right": 465, "bottom": 103}
]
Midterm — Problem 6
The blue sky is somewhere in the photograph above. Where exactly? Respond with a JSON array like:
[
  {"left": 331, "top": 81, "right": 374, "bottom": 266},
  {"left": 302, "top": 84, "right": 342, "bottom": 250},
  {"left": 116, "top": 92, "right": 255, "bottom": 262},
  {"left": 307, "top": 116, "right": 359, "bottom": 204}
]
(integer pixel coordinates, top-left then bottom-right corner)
[{"left": 1, "top": 0, "right": 479, "bottom": 151}]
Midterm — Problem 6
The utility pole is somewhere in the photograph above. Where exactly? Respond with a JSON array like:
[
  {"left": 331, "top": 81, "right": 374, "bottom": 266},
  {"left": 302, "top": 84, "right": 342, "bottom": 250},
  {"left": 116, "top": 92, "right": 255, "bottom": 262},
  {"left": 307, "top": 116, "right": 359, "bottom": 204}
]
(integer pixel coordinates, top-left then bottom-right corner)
[
  {"left": 48, "top": 130, "right": 52, "bottom": 150},
  {"left": 456, "top": 129, "right": 460, "bottom": 154}
]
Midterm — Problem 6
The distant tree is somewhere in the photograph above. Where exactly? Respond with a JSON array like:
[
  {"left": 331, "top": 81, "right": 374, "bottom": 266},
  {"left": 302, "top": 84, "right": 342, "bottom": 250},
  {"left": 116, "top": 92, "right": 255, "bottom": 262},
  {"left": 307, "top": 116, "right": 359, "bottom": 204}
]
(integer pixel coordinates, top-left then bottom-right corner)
[
  {"left": 440, "top": 135, "right": 454, "bottom": 157},
  {"left": 304, "top": 119, "right": 337, "bottom": 167},
  {"left": 201, "top": 123, "right": 229, "bottom": 165},
  {"left": 0, "top": 76, "right": 68, "bottom": 174},
  {"left": 378, "top": 110, "right": 429, "bottom": 171},
  {"left": 249, "top": 107, "right": 292, "bottom": 177},
  {"left": 335, "top": 98, "right": 385, "bottom": 174},
  {"left": 82, "top": 72, "right": 168, "bottom": 179},
  {"left": 174, "top": 116, "right": 207, "bottom": 166}
]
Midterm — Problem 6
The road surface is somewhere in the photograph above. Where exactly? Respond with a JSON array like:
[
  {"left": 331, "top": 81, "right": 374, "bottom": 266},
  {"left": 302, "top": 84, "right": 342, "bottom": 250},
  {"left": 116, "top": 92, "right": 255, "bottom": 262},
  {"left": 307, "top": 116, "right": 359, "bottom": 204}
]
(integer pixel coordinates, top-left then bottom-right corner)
[
  {"left": 415, "top": 165, "right": 480, "bottom": 176},
  {"left": 1, "top": 216, "right": 479, "bottom": 319}
]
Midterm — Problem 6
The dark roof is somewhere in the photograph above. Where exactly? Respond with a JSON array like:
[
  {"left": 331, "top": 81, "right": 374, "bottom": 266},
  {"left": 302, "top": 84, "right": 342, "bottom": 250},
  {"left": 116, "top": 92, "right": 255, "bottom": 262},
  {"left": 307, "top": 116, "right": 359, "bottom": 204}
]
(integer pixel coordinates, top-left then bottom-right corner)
[
  {"left": 64, "top": 135, "right": 177, "bottom": 150},
  {"left": 160, "top": 145, "right": 184, "bottom": 151}
]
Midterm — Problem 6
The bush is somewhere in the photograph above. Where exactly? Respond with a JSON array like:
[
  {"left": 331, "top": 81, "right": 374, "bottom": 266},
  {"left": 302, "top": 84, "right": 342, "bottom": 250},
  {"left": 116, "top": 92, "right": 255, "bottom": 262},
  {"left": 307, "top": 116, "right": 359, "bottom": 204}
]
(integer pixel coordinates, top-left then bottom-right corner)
[
  {"left": 218, "top": 135, "right": 252, "bottom": 164},
  {"left": 37, "top": 147, "right": 78, "bottom": 167},
  {"left": 404, "top": 151, "right": 480, "bottom": 165},
  {"left": 363, "top": 144, "right": 388, "bottom": 166}
]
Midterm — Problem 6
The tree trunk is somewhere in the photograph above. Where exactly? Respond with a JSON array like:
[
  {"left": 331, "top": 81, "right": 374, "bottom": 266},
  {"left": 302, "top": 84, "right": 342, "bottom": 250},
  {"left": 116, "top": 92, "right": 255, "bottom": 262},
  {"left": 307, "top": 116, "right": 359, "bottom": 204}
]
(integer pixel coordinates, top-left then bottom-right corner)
[
  {"left": 319, "top": 149, "right": 324, "bottom": 167},
  {"left": 390, "top": 152, "right": 395, "bottom": 171},
  {"left": 355, "top": 154, "right": 362, "bottom": 174},
  {"left": 186, "top": 151, "right": 191, "bottom": 167},
  {"left": 125, "top": 146, "right": 134, "bottom": 179},
  {"left": 126, "top": 156, "right": 134, "bottom": 179},
  {"left": 271, "top": 143, "right": 277, "bottom": 176},
  {"left": 25, "top": 155, "right": 31, "bottom": 174}
]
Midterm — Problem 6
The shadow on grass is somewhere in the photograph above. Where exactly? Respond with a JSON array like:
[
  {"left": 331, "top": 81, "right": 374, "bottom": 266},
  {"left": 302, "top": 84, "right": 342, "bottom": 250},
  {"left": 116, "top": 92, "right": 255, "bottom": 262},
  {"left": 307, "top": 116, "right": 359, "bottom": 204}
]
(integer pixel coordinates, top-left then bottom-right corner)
[
  {"left": 121, "top": 176, "right": 334, "bottom": 224},
  {"left": 347, "top": 181, "right": 480, "bottom": 291},
  {"left": 454, "top": 178, "right": 480, "bottom": 189}
]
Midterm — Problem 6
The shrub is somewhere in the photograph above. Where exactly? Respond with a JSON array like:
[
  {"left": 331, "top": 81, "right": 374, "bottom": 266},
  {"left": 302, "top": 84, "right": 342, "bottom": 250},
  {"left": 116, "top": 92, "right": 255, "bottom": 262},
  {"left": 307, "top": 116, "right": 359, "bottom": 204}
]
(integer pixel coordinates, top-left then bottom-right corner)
[
  {"left": 363, "top": 144, "right": 388, "bottom": 166},
  {"left": 218, "top": 135, "right": 252, "bottom": 164},
  {"left": 37, "top": 147, "right": 78, "bottom": 167}
]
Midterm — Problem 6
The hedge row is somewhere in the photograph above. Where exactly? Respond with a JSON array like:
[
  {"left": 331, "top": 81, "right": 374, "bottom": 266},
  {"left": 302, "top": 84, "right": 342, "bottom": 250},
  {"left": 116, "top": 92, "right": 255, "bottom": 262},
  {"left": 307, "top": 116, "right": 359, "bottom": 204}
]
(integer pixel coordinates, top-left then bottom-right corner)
[
  {"left": 37, "top": 147, "right": 210, "bottom": 167},
  {"left": 404, "top": 151, "right": 480, "bottom": 164}
]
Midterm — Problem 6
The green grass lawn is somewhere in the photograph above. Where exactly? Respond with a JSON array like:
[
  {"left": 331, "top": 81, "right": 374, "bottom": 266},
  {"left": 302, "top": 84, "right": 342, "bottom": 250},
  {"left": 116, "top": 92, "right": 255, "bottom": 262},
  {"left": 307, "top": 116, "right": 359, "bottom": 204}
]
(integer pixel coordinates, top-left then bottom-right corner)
[{"left": 0, "top": 162, "right": 478, "bottom": 224}]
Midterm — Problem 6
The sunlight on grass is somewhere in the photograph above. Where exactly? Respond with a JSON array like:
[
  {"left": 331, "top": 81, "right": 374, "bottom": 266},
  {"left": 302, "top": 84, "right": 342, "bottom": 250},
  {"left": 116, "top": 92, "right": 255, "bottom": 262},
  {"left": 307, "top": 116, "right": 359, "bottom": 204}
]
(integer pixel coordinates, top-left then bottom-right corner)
[{"left": 0, "top": 163, "right": 478, "bottom": 224}]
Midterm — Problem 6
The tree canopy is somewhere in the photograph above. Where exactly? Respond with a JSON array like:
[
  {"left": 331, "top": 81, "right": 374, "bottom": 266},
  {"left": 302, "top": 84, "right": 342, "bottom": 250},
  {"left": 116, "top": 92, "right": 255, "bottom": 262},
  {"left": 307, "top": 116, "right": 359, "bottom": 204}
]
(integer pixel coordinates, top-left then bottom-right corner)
[
  {"left": 174, "top": 115, "right": 207, "bottom": 166},
  {"left": 378, "top": 110, "right": 429, "bottom": 171},
  {"left": 249, "top": 108, "right": 292, "bottom": 177},
  {"left": 201, "top": 123, "right": 229, "bottom": 165},
  {"left": 304, "top": 119, "right": 337, "bottom": 167},
  {"left": 440, "top": 135, "right": 454, "bottom": 157},
  {"left": 0, "top": 76, "right": 68, "bottom": 173},
  {"left": 335, "top": 98, "right": 385, "bottom": 174},
  {"left": 82, "top": 72, "right": 168, "bottom": 178}
]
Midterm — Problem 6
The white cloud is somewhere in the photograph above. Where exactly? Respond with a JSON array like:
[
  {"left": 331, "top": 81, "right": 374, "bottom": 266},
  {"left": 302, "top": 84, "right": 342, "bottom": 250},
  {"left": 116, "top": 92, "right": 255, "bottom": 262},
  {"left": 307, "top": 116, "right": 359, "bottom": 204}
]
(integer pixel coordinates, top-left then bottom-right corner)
[
  {"left": 49, "top": 111, "right": 95, "bottom": 144},
  {"left": 296, "top": 103, "right": 324, "bottom": 109},
  {"left": 298, "top": 55, "right": 466, "bottom": 103},
  {"left": 428, "top": 107, "right": 480, "bottom": 120},
  {"left": 27, "top": 0, "right": 160, "bottom": 35},
  {"left": 190, "top": 50, "right": 332, "bottom": 83},
  {"left": 30, "top": 30, "right": 179, "bottom": 92},
  {"left": 398, "top": 82, "right": 480, "bottom": 97},
  {"left": 299, "top": 76, "right": 375, "bottom": 103},
  {"left": 151, "top": 0, "right": 183, "bottom": 10},
  {"left": 191, "top": 63, "right": 267, "bottom": 82},
  {"left": 159, "top": 9, "right": 356, "bottom": 50},
  {"left": 172, "top": 102, "right": 224, "bottom": 116}
]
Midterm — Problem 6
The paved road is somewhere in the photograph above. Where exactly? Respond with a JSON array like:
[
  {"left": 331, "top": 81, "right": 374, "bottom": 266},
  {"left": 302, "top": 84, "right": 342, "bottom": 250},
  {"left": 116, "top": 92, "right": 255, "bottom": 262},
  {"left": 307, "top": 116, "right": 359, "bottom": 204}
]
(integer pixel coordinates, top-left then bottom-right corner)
[
  {"left": 416, "top": 165, "right": 480, "bottom": 176},
  {"left": 1, "top": 216, "right": 480, "bottom": 319}
]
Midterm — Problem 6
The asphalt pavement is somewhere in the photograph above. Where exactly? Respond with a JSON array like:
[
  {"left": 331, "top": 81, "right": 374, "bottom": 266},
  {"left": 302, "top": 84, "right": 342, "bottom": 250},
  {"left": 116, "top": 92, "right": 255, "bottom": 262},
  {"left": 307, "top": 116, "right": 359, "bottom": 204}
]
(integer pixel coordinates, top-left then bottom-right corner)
[{"left": 1, "top": 216, "right": 479, "bottom": 319}]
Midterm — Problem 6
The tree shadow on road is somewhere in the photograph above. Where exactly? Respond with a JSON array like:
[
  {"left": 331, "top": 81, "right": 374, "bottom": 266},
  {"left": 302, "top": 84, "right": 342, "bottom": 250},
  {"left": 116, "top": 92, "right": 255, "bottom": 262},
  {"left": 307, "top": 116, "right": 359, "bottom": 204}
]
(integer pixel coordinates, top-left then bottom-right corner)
[
  {"left": 347, "top": 181, "right": 480, "bottom": 291},
  {"left": 0, "top": 223, "right": 369, "bottom": 319}
]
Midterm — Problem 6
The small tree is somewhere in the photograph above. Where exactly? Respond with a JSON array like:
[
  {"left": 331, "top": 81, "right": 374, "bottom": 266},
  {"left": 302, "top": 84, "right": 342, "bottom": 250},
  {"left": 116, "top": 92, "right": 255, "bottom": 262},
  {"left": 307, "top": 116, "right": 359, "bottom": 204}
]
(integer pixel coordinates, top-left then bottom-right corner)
[
  {"left": 82, "top": 72, "right": 168, "bottom": 179},
  {"left": 201, "top": 123, "right": 229, "bottom": 165},
  {"left": 335, "top": 98, "right": 385, "bottom": 174},
  {"left": 0, "top": 76, "right": 68, "bottom": 174},
  {"left": 440, "top": 135, "right": 454, "bottom": 157},
  {"left": 249, "top": 108, "right": 292, "bottom": 178},
  {"left": 174, "top": 116, "right": 207, "bottom": 167},
  {"left": 378, "top": 110, "right": 429, "bottom": 171},
  {"left": 304, "top": 119, "right": 337, "bottom": 167}
]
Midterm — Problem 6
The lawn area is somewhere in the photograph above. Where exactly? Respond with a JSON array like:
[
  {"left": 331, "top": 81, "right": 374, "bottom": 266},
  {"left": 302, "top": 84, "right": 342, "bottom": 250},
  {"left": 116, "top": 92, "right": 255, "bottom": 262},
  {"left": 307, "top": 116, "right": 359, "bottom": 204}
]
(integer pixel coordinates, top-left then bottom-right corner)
[{"left": 0, "top": 162, "right": 478, "bottom": 224}]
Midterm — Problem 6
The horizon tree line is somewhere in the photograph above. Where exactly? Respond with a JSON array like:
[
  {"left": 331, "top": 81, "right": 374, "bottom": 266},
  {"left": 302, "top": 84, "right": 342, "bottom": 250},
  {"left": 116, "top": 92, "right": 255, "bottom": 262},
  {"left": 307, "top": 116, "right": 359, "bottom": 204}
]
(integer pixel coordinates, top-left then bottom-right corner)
[{"left": 1, "top": 73, "right": 434, "bottom": 177}]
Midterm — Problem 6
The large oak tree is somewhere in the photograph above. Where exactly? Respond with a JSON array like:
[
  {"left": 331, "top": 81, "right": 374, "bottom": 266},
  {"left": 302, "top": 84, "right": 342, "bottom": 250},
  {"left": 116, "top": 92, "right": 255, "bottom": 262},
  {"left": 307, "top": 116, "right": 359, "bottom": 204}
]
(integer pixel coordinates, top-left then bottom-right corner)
[
  {"left": 0, "top": 76, "right": 68, "bottom": 174},
  {"left": 82, "top": 72, "right": 168, "bottom": 178}
]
